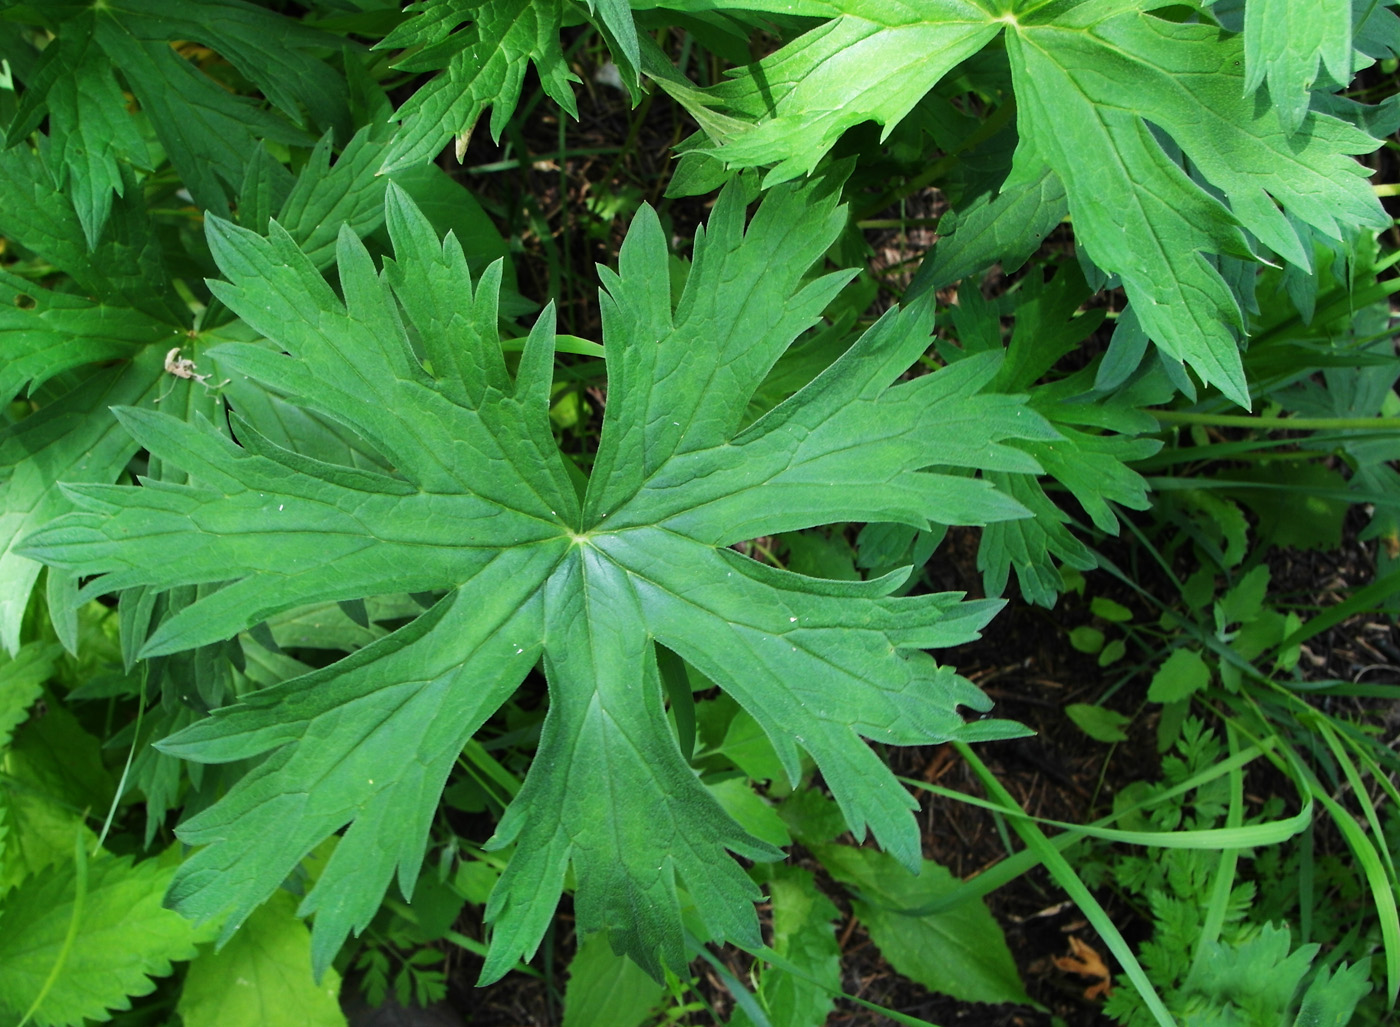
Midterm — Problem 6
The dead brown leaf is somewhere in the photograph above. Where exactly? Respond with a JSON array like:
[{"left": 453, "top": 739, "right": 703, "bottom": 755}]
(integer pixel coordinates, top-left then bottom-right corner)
[{"left": 1053, "top": 936, "right": 1114, "bottom": 1001}]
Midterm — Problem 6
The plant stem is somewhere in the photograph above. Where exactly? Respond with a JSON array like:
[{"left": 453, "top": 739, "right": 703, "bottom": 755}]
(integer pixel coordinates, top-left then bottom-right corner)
[{"left": 1152, "top": 410, "right": 1400, "bottom": 431}]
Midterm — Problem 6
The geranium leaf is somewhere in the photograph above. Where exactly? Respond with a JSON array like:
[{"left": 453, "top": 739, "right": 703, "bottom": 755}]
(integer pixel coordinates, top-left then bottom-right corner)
[
  {"left": 683, "top": 1, "right": 1386, "bottom": 407},
  {"left": 21, "top": 178, "right": 1041, "bottom": 982},
  {"left": 375, "top": 0, "right": 583, "bottom": 173}
]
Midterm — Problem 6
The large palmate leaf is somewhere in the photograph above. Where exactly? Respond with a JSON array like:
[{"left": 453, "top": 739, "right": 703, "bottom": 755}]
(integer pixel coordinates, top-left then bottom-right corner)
[
  {"left": 675, "top": 0, "right": 1387, "bottom": 407},
  {"left": 22, "top": 178, "right": 1044, "bottom": 982}
]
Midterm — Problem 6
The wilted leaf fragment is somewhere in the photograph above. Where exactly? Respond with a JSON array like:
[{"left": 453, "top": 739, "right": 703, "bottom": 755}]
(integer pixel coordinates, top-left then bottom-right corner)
[{"left": 22, "top": 180, "right": 1039, "bottom": 983}]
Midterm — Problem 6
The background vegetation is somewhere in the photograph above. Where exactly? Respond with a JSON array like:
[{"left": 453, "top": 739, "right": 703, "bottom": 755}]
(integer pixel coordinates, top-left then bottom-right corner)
[{"left": 0, "top": 1, "right": 1397, "bottom": 1025}]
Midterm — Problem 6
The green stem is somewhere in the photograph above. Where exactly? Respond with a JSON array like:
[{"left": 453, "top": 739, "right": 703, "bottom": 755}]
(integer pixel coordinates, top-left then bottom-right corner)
[{"left": 1151, "top": 410, "right": 1400, "bottom": 431}]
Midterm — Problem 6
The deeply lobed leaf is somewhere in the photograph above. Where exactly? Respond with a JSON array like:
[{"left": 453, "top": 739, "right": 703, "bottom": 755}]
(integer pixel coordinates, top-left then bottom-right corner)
[
  {"left": 678, "top": 0, "right": 1387, "bottom": 407},
  {"left": 22, "top": 179, "right": 1041, "bottom": 982}
]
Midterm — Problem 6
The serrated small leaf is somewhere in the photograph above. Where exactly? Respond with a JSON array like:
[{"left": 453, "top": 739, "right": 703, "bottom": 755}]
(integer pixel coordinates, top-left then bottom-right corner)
[
  {"left": 0, "top": 854, "right": 207, "bottom": 1027},
  {"left": 732, "top": 865, "right": 841, "bottom": 1027},
  {"left": 0, "top": 643, "right": 58, "bottom": 752},
  {"left": 1291, "top": 957, "right": 1372, "bottom": 1026},
  {"left": 1219, "top": 565, "right": 1271, "bottom": 626},
  {"left": 1147, "top": 649, "right": 1211, "bottom": 705}
]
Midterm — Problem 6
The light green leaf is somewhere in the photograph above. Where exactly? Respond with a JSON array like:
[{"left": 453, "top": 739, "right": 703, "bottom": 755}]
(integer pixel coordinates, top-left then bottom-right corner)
[
  {"left": 0, "top": 853, "right": 208, "bottom": 1027},
  {"left": 815, "top": 843, "right": 1031, "bottom": 1006},
  {"left": 178, "top": 890, "right": 345, "bottom": 1027},
  {"left": 1147, "top": 649, "right": 1211, "bottom": 705},
  {"left": 693, "top": 1, "right": 1001, "bottom": 184},
  {"left": 1291, "top": 958, "right": 1372, "bottom": 1027},
  {"left": 0, "top": 643, "right": 58, "bottom": 753},
  {"left": 707, "top": 778, "right": 792, "bottom": 849},
  {"left": 1218, "top": 565, "right": 1270, "bottom": 626},
  {"left": 715, "top": 709, "right": 788, "bottom": 785},
  {"left": 0, "top": 693, "right": 112, "bottom": 889},
  {"left": 1069, "top": 626, "right": 1105, "bottom": 654},
  {"left": 22, "top": 179, "right": 1038, "bottom": 984},
  {"left": 1179, "top": 923, "right": 1317, "bottom": 1024},
  {"left": 561, "top": 932, "right": 665, "bottom": 1027},
  {"left": 1066, "top": 703, "right": 1130, "bottom": 744},
  {"left": 1090, "top": 597, "right": 1132, "bottom": 623},
  {"left": 732, "top": 866, "right": 841, "bottom": 1027}
]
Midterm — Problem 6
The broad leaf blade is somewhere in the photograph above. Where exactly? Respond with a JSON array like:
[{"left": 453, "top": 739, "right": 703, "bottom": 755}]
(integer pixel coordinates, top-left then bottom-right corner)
[{"left": 22, "top": 180, "right": 1035, "bottom": 984}]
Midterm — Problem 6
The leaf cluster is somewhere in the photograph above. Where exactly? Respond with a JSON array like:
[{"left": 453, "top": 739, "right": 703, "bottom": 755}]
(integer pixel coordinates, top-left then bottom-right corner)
[{"left": 0, "top": 0, "right": 1396, "bottom": 1024}]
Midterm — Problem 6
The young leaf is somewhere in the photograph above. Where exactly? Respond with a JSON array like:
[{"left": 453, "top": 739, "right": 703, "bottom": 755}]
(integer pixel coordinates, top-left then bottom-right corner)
[
  {"left": 1148, "top": 649, "right": 1211, "bottom": 705},
  {"left": 0, "top": 643, "right": 58, "bottom": 752},
  {"left": 22, "top": 179, "right": 1040, "bottom": 983},
  {"left": 1066, "top": 703, "right": 1130, "bottom": 744},
  {"left": 731, "top": 866, "right": 842, "bottom": 1027},
  {"left": 693, "top": 1, "right": 1001, "bottom": 184},
  {"left": 177, "top": 891, "right": 345, "bottom": 1027},
  {"left": 815, "top": 843, "right": 1032, "bottom": 1006},
  {"left": 561, "top": 933, "right": 665, "bottom": 1027}
]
